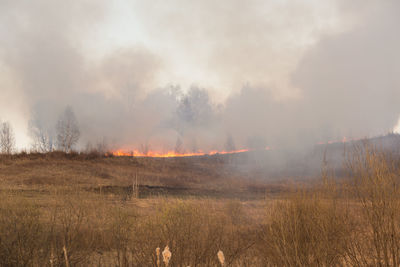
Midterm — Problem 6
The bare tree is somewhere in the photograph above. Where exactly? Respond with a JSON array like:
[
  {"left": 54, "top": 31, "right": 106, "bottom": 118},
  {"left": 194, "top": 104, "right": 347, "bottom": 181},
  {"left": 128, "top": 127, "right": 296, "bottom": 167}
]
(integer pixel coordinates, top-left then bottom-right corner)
[
  {"left": 191, "top": 137, "right": 198, "bottom": 153},
  {"left": 175, "top": 136, "right": 183, "bottom": 154},
  {"left": 56, "top": 107, "right": 80, "bottom": 153},
  {"left": 225, "top": 134, "right": 236, "bottom": 152},
  {"left": 29, "top": 120, "right": 54, "bottom": 152},
  {"left": 0, "top": 121, "right": 16, "bottom": 154},
  {"left": 84, "top": 137, "right": 108, "bottom": 154},
  {"left": 95, "top": 137, "right": 108, "bottom": 154},
  {"left": 140, "top": 142, "right": 150, "bottom": 155}
]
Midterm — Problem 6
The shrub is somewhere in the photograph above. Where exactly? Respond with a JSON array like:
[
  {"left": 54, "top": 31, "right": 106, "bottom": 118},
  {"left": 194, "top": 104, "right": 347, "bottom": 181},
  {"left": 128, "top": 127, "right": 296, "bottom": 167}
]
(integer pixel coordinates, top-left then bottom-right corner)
[{"left": 258, "top": 190, "right": 352, "bottom": 266}]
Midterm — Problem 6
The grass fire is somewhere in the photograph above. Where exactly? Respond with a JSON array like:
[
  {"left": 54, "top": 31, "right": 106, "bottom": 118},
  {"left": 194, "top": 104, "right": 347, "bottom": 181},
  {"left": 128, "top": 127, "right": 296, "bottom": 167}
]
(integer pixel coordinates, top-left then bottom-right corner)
[
  {"left": 1, "top": 0, "right": 400, "bottom": 266},
  {"left": 111, "top": 148, "right": 253, "bottom": 157}
]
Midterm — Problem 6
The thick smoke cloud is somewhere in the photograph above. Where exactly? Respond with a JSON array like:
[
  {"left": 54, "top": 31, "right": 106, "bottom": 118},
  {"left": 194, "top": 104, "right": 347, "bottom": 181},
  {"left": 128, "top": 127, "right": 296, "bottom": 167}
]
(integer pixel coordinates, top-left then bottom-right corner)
[
  {"left": 292, "top": 0, "right": 400, "bottom": 141},
  {"left": 130, "top": 0, "right": 340, "bottom": 97},
  {"left": 0, "top": 0, "right": 399, "bottom": 152},
  {"left": 0, "top": 0, "right": 166, "bottom": 149},
  {"left": 0, "top": 0, "right": 107, "bottom": 146},
  {"left": 221, "top": 0, "right": 400, "bottom": 149}
]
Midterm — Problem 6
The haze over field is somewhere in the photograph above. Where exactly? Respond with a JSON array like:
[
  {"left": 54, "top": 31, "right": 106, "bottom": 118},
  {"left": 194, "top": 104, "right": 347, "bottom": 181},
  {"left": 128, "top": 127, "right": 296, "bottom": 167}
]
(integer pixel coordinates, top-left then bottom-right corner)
[{"left": 0, "top": 0, "right": 399, "bottom": 152}]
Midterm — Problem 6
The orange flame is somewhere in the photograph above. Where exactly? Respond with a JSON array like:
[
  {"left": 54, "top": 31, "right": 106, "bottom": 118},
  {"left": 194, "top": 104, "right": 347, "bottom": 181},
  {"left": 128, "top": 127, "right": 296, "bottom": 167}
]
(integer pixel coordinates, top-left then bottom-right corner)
[
  {"left": 110, "top": 148, "right": 268, "bottom": 158},
  {"left": 317, "top": 136, "right": 362, "bottom": 145}
]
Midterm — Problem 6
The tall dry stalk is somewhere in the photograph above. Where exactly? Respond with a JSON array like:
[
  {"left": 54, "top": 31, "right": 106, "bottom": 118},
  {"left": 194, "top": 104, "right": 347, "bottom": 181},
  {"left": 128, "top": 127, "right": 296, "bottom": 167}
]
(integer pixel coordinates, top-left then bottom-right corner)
[
  {"left": 132, "top": 172, "right": 139, "bottom": 199},
  {"left": 217, "top": 250, "right": 225, "bottom": 266},
  {"left": 63, "top": 245, "right": 70, "bottom": 267},
  {"left": 156, "top": 247, "right": 161, "bottom": 267},
  {"left": 50, "top": 247, "right": 54, "bottom": 267},
  {"left": 162, "top": 245, "right": 172, "bottom": 266}
]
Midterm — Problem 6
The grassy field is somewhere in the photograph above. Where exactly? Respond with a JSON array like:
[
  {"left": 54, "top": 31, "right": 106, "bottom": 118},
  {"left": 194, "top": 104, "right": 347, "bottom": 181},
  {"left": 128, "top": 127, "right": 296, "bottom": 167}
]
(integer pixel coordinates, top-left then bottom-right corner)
[
  {"left": 0, "top": 151, "right": 299, "bottom": 198},
  {"left": 1, "top": 145, "right": 400, "bottom": 266}
]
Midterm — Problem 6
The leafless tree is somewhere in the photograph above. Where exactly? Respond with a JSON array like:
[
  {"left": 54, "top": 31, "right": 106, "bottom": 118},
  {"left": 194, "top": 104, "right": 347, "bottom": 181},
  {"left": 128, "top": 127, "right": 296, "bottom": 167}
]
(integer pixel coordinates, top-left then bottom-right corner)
[
  {"left": 140, "top": 142, "right": 150, "bottom": 155},
  {"left": 29, "top": 120, "right": 54, "bottom": 152},
  {"left": 97, "top": 138, "right": 109, "bottom": 154},
  {"left": 84, "top": 137, "right": 108, "bottom": 154},
  {"left": 0, "top": 121, "right": 16, "bottom": 154},
  {"left": 225, "top": 134, "right": 236, "bottom": 152},
  {"left": 191, "top": 137, "right": 198, "bottom": 153},
  {"left": 175, "top": 136, "right": 183, "bottom": 154},
  {"left": 56, "top": 107, "right": 80, "bottom": 153}
]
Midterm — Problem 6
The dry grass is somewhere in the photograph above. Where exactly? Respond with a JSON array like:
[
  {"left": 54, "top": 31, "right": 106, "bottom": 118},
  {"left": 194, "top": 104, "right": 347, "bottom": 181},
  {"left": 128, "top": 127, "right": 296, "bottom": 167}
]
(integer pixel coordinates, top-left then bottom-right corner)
[
  {"left": 0, "top": 152, "right": 280, "bottom": 199},
  {"left": 0, "top": 190, "right": 261, "bottom": 266},
  {"left": 0, "top": 145, "right": 400, "bottom": 266}
]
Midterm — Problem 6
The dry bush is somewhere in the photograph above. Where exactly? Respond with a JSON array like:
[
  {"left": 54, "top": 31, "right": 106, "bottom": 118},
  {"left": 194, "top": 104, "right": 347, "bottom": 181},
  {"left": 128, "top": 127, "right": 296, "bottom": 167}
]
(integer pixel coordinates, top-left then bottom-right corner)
[
  {"left": 107, "top": 207, "right": 137, "bottom": 267},
  {"left": 0, "top": 190, "right": 258, "bottom": 266},
  {"left": 131, "top": 200, "right": 227, "bottom": 266},
  {"left": 346, "top": 145, "right": 400, "bottom": 266},
  {"left": 257, "top": 183, "right": 353, "bottom": 266},
  {"left": 4, "top": 143, "right": 400, "bottom": 266},
  {"left": 0, "top": 195, "right": 46, "bottom": 266},
  {"left": 41, "top": 189, "right": 111, "bottom": 266},
  {"left": 256, "top": 144, "right": 400, "bottom": 266},
  {"left": 82, "top": 150, "right": 104, "bottom": 160},
  {"left": 126, "top": 200, "right": 256, "bottom": 266},
  {"left": 156, "top": 201, "right": 225, "bottom": 266}
]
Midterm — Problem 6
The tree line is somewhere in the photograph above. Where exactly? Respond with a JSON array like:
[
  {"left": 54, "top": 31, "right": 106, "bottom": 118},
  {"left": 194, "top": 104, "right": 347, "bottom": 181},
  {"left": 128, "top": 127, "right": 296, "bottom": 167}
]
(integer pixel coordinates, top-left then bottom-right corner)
[{"left": 1, "top": 106, "right": 80, "bottom": 155}]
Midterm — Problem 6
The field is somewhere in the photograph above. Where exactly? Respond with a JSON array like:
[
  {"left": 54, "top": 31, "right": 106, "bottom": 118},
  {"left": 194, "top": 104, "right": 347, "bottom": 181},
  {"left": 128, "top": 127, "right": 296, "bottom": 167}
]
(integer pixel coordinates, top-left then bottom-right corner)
[{"left": 1, "top": 139, "right": 400, "bottom": 266}]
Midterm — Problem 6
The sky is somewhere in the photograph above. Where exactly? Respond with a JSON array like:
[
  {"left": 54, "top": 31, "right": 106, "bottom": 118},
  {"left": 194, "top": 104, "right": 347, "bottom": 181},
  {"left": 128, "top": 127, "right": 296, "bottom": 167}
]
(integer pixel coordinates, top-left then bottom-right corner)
[{"left": 0, "top": 0, "right": 399, "bottom": 151}]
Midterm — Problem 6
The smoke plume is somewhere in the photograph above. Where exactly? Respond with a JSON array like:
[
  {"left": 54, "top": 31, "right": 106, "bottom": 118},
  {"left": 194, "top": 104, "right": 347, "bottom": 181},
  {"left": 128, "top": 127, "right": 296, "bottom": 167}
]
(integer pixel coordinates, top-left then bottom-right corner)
[{"left": 0, "top": 0, "right": 399, "bottom": 152}]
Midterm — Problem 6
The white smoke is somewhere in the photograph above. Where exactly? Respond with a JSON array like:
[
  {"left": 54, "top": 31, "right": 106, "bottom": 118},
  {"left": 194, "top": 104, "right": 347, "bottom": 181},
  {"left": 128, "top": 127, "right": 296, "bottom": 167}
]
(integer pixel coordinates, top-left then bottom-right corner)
[{"left": 0, "top": 0, "right": 399, "bottom": 152}]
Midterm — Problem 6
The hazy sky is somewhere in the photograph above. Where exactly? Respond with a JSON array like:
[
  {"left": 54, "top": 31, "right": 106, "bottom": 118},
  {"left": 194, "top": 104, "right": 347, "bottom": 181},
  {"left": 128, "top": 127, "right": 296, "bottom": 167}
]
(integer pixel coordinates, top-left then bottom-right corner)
[{"left": 0, "top": 0, "right": 399, "bottom": 150}]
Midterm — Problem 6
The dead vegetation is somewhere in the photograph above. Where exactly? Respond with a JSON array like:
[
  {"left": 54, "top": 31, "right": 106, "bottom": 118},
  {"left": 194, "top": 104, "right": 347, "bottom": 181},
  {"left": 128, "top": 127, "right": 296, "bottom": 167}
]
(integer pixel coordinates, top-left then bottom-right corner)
[
  {"left": 0, "top": 144, "right": 400, "bottom": 266},
  {"left": 0, "top": 151, "right": 290, "bottom": 199}
]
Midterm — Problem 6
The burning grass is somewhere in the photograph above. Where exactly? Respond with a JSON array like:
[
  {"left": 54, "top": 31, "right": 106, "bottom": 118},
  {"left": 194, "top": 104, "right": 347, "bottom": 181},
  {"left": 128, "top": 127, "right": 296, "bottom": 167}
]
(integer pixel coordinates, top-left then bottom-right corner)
[{"left": 111, "top": 148, "right": 252, "bottom": 158}]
